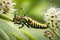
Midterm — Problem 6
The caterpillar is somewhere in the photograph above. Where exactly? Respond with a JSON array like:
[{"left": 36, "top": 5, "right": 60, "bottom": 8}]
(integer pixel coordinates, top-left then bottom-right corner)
[{"left": 12, "top": 8, "right": 49, "bottom": 29}]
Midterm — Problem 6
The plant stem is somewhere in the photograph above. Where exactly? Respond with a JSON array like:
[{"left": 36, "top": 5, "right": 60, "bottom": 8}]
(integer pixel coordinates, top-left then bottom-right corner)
[{"left": 49, "top": 27, "right": 60, "bottom": 39}]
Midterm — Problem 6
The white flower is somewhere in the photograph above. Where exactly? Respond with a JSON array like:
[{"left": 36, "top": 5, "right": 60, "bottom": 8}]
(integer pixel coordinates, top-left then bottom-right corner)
[
  {"left": 44, "top": 7, "right": 60, "bottom": 28},
  {"left": 44, "top": 7, "right": 60, "bottom": 21},
  {"left": 0, "top": 0, "right": 16, "bottom": 14}
]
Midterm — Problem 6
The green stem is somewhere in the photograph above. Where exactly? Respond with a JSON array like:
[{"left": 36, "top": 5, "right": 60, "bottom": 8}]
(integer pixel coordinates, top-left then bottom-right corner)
[
  {"left": 0, "top": 14, "right": 12, "bottom": 21},
  {"left": 49, "top": 27, "right": 60, "bottom": 39}
]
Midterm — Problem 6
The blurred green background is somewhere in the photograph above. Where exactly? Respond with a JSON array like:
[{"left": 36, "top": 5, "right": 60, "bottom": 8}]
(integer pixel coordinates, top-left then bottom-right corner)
[{"left": 0, "top": 0, "right": 60, "bottom": 40}]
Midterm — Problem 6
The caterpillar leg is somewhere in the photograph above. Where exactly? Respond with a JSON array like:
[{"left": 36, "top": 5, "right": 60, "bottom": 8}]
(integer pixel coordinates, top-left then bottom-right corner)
[
  {"left": 25, "top": 23, "right": 30, "bottom": 28},
  {"left": 19, "top": 23, "right": 24, "bottom": 28}
]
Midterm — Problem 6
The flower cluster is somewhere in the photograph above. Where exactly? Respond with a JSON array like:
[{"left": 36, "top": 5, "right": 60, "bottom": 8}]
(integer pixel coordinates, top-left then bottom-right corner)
[
  {"left": 44, "top": 7, "right": 60, "bottom": 29},
  {"left": 44, "top": 31, "right": 53, "bottom": 40},
  {"left": 0, "top": 0, "right": 16, "bottom": 14}
]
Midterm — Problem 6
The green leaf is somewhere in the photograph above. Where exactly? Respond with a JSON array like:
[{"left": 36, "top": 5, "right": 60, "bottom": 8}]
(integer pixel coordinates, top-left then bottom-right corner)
[{"left": 0, "top": 28, "right": 10, "bottom": 40}]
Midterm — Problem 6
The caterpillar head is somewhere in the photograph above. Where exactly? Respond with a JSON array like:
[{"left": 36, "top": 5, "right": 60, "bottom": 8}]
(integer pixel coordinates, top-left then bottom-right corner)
[
  {"left": 12, "top": 8, "right": 29, "bottom": 24},
  {"left": 12, "top": 14, "right": 22, "bottom": 24}
]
